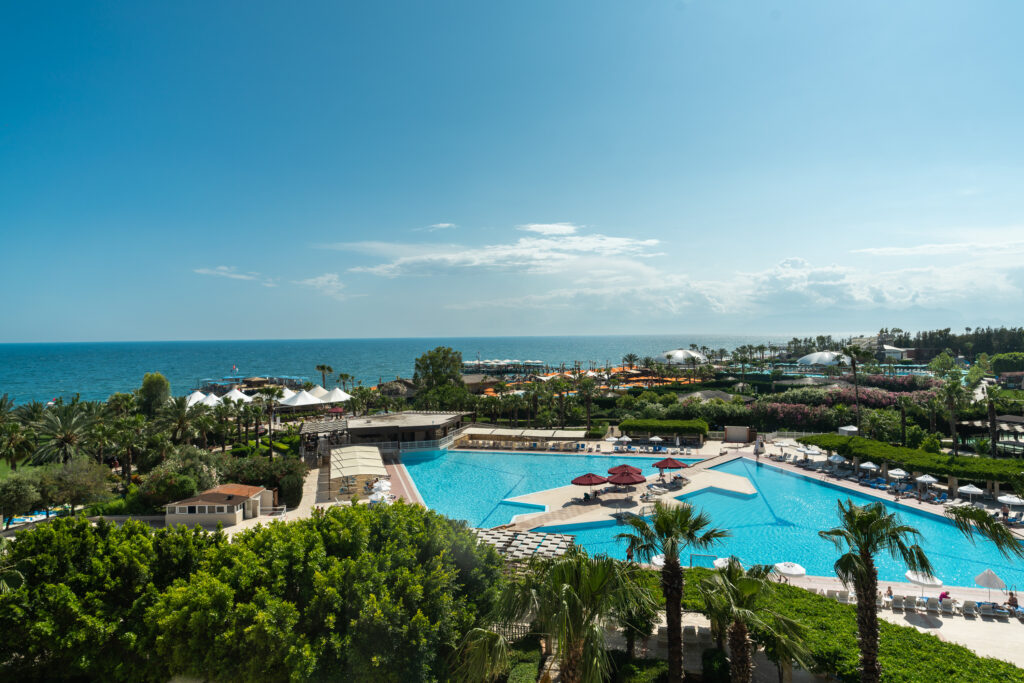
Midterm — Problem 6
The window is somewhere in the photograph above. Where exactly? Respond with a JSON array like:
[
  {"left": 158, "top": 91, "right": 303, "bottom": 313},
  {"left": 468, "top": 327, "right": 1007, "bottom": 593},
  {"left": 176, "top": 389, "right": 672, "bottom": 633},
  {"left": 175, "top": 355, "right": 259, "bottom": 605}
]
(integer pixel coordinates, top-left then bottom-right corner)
[
  {"left": 187, "top": 506, "right": 196, "bottom": 514},
  {"left": 176, "top": 506, "right": 187, "bottom": 514},
  {"left": 216, "top": 506, "right": 225, "bottom": 513}
]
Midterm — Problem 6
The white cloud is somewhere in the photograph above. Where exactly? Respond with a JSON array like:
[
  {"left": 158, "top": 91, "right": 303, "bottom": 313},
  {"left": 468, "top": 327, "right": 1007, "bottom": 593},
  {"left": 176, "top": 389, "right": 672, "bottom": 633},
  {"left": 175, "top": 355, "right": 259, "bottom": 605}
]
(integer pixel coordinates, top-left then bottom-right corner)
[
  {"left": 294, "top": 273, "right": 348, "bottom": 301},
  {"left": 193, "top": 266, "right": 259, "bottom": 281},
  {"left": 852, "top": 238, "right": 1024, "bottom": 257},
  {"left": 428, "top": 222, "right": 456, "bottom": 230},
  {"left": 518, "top": 222, "right": 579, "bottom": 236}
]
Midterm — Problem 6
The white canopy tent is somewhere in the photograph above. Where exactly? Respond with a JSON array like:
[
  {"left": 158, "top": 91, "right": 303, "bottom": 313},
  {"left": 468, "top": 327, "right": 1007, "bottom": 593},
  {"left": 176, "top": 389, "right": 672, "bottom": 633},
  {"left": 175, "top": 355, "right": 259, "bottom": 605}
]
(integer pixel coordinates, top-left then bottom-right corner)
[
  {"left": 321, "top": 387, "right": 353, "bottom": 403},
  {"left": 663, "top": 348, "right": 708, "bottom": 365},
  {"left": 185, "top": 391, "right": 206, "bottom": 407},
  {"left": 222, "top": 388, "right": 253, "bottom": 403},
  {"left": 279, "top": 387, "right": 297, "bottom": 400},
  {"left": 308, "top": 385, "right": 329, "bottom": 399},
  {"left": 199, "top": 393, "right": 222, "bottom": 407},
  {"left": 796, "top": 351, "right": 849, "bottom": 366},
  {"left": 279, "top": 390, "right": 323, "bottom": 407}
]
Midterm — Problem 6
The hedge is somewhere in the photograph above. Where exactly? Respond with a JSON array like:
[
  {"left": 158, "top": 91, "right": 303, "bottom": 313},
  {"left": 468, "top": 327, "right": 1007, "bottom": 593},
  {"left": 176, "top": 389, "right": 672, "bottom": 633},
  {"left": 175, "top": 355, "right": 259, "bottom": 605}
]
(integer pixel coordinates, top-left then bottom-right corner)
[
  {"left": 618, "top": 419, "right": 709, "bottom": 436},
  {"left": 797, "top": 435, "right": 1024, "bottom": 483},
  {"left": 675, "top": 568, "right": 1024, "bottom": 682}
]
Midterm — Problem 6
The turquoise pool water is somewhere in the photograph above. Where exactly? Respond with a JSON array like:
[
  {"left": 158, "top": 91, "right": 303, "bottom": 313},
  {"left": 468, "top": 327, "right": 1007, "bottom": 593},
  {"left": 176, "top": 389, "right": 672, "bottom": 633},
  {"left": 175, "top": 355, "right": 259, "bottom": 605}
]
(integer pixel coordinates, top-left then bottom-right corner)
[
  {"left": 539, "top": 459, "right": 1024, "bottom": 589},
  {"left": 403, "top": 450, "right": 700, "bottom": 528}
]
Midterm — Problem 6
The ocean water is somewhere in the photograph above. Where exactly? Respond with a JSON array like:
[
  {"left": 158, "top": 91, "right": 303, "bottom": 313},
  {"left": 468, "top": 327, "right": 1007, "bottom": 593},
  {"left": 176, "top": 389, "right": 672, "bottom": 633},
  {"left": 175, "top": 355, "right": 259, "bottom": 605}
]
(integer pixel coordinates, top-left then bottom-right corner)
[
  {"left": 539, "top": 459, "right": 1024, "bottom": 588},
  {"left": 0, "top": 334, "right": 788, "bottom": 404},
  {"left": 403, "top": 449, "right": 701, "bottom": 528}
]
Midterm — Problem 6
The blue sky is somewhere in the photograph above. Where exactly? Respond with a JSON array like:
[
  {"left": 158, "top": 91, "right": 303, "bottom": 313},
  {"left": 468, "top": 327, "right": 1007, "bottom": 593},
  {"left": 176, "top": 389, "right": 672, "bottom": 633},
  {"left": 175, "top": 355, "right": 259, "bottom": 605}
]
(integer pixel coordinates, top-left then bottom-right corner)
[{"left": 3, "top": 1, "right": 1024, "bottom": 342}]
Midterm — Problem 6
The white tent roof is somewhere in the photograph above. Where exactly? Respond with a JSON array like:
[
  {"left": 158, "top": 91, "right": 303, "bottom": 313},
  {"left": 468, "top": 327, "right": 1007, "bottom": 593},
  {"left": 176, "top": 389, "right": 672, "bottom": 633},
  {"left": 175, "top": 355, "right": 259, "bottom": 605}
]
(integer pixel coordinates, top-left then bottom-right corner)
[
  {"left": 796, "top": 351, "right": 849, "bottom": 366},
  {"left": 223, "top": 388, "right": 252, "bottom": 403},
  {"left": 199, "top": 393, "right": 222, "bottom": 407},
  {"left": 280, "top": 390, "right": 323, "bottom": 407},
  {"left": 322, "top": 387, "right": 353, "bottom": 403},
  {"left": 279, "top": 387, "right": 296, "bottom": 400},
  {"left": 663, "top": 348, "right": 707, "bottom": 365},
  {"left": 185, "top": 391, "right": 206, "bottom": 407},
  {"left": 308, "top": 385, "right": 329, "bottom": 399}
]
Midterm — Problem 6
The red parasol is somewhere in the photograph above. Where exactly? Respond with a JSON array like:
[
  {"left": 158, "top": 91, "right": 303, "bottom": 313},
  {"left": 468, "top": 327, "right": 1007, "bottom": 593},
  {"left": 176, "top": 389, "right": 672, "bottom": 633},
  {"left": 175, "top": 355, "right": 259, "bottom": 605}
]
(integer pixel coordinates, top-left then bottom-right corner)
[
  {"left": 652, "top": 457, "right": 685, "bottom": 470},
  {"left": 607, "top": 471, "right": 646, "bottom": 486},
  {"left": 571, "top": 473, "right": 608, "bottom": 486},
  {"left": 608, "top": 464, "right": 642, "bottom": 475}
]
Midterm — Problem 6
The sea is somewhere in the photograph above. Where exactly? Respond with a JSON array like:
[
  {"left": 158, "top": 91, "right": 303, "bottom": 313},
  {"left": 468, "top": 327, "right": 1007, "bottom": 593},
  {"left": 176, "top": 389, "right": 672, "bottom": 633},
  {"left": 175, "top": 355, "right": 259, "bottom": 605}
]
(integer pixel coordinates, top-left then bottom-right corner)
[{"left": 0, "top": 335, "right": 791, "bottom": 404}]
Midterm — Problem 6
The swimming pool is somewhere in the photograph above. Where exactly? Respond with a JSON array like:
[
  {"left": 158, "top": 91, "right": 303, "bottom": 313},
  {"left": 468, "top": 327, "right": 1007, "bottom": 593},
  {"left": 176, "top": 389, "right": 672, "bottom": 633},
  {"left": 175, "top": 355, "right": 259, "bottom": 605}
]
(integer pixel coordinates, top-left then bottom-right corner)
[
  {"left": 538, "top": 459, "right": 1024, "bottom": 589},
  {"left": 403, "top": 450, "right": 700, "bottom": 528}
]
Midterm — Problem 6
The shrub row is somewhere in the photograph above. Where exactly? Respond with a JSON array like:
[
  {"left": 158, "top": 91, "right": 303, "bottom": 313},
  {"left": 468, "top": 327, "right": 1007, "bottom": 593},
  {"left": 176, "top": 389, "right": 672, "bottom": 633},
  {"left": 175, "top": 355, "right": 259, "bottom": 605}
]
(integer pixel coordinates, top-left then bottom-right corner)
[
  {"left": 798, "top": 434, "right": 1024, "bottom": 483},
  {"left": 618, "top": 418, "right": 710, "bottom": 436}
]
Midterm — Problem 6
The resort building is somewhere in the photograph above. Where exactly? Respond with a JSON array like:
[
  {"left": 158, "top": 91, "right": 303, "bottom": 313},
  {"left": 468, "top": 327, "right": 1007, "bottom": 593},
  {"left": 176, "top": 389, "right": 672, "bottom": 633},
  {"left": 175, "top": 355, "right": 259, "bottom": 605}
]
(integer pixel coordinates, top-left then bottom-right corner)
[
  {"left": 164, "top": 484, "right": 275, "bottom": 527},
  {"left": 300, "top": 411, "right": 470, "bottom": 456}
]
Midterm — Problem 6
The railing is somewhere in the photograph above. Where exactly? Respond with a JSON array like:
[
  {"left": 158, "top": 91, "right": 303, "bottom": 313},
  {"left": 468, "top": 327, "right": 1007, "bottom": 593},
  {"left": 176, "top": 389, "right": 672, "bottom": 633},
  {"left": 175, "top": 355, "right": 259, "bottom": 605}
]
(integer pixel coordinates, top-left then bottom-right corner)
[
  {"left": 265, "top": 505, "right": 288, "bottom": 517},
  {"left": 707, "top": 431, "right": 725, "bottom": 440},
  {"left": 335, "top": 425, "right": 470, "bottom": 456},
  {"left": 765, "top": 431, "right": 825, "bottom": 440}
]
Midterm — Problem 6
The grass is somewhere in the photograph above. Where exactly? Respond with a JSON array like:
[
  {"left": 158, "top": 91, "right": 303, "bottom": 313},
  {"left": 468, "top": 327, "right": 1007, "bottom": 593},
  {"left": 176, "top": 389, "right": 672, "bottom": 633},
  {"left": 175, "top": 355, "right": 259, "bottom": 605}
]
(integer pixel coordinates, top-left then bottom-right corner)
[{"left": 0, "top": 460, "right": 14, "bottom": 481}]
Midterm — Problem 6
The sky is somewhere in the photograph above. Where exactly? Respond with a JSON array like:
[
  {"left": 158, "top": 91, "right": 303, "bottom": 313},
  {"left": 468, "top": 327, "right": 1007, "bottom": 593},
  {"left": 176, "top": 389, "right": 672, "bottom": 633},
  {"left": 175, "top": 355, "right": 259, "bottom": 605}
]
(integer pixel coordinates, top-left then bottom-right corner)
[{"left": 2, "top": 1, "right": 1024, "bottom": 343}]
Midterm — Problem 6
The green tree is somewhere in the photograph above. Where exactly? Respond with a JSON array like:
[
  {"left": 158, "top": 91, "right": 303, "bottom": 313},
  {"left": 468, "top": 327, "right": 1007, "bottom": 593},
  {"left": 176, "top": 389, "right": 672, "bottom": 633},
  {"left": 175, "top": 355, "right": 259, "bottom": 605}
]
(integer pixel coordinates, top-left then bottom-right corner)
[
  {"left": 33, "top": 404, "right": 93, "bottom": 465},
  {"left": 0, "top": 538, "right": 24, "bottom": 593},
  {"left": 0, "top": 473, "right": 40, "bottom": 529},
  {"left": 617, "top": 501, "right": 729, "bottom": 682},
  {"left": 840, "top": 345, "right": 874, "bottom": 431},
  {"left": 457, "top": 547, "right": 654, "bottom": 683},
  {"left": 940, "top": 379, "right": 965, "bottom": 455},
  {"left": 315, "top": 364, "right": 334, "bottom": 387},
  {"left": 0, "top": 423, "right": 33, "bottom": 472},
  {"left": 413, "top": 346, "right": 464, "bottom": 391},
  {"left": 622, "top": 353, "right": 639, "bottom": 370},
  {"left": 137, "top": 372, "right": 171, "bottom": 417},
  {"left": 576, "top": 377, "right": 598, "bottom": 431},
  {"left": 983, "top": 383, "right": 1000, "bottom": 457},
  {"left": 52, "top": 458, "right": 113, "bottom": 513},
  {"left": 818, "top": 500, "right": 932, "bottom": 683},
  {"left": 697, "top": 559, "right": 806, "bottom": 683}
]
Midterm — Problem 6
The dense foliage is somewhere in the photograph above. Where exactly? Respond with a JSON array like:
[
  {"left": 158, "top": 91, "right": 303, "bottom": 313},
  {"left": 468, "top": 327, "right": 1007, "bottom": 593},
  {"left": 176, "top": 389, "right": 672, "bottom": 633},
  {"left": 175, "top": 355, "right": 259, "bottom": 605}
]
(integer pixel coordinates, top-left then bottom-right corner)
[
  {"left": 677, "top": 568, "right": 1024, "bottom": 682},
  {"left": 798, "top": 434, "right": 1024, "bottom": 483},
  {"left": 0, "top": 502, "right": 504, "bottom": 682},
  {"left": 991, "top": 352, "right": 1024, "bottom": 374},
  {"left": 618, "top": 418, "right": 709, "bottom": 436}
]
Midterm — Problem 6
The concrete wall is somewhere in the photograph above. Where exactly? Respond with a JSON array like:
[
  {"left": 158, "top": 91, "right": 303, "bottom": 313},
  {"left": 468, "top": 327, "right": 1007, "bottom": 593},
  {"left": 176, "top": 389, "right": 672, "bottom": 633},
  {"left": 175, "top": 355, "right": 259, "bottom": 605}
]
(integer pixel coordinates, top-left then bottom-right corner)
[{"left": 165, "top": 509, "right": 242, "bottom": 528}]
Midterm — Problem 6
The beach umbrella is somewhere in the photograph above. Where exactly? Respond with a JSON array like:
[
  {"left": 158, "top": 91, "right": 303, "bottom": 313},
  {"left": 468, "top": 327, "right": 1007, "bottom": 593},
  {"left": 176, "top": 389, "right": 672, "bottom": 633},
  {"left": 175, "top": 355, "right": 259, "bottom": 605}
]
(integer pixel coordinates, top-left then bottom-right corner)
[
  {"left": 888, "top": 468, "right": 908, "bottom": 479},
  {"left": 650, "top": 436, "right": 664, "bottom": 442},
  {"left": 651, "top": 554, "right": 666, "bottom": 568},
  {"left": 828, "top": 454, "right": 846, "bottom": 464},
  {"left": 607, "top": 471, "right": 646, "bottom": 486},
  {"left": 605, "top": 436, "right": 619, "bottom": 443},
  {"left": 618, "top": 435, "right": 632, "bottom": 443},
  {"left": 958, "top": 484, "right": 983, "bottom": 501},
  {"left": 571, "top": 473, "right": 607, "bottom": 493},
  {"left": 608, "top": 464, "right": 642, "bottom": 475},
  {"left": 975, "top": 569, "right": 1006, "bottom": 600},
  {"left": 915, "top": 474, "right": 938, "bottom": 485},
  {"left": 905, "top": 570, "right": 942, "bottom": 595},
  {"left": 372, "top": 480, "right": 392, "bottom": 492},
  {"left": 652, "top": 457, "right": 685, "bottom": 471},
  {"left": 713, "top": 557, "right": 732, "bottom": 569},
  {"left": 774, "top": 561, "right": 807, "bottom": 579},
  {"left": 859, "top": 461, "right": 879, "bottom": 471},
  {"left": 997, "top": 494, "right": 1024, "bottom": 506}
]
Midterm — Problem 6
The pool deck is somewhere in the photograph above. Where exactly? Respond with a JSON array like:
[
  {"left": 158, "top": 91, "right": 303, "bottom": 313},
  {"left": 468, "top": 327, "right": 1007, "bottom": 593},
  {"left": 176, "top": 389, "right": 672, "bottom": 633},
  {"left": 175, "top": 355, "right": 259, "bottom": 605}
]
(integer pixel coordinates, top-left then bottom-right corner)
[{"left": 504, "top": 451, "right": 756, "bottom": 530}]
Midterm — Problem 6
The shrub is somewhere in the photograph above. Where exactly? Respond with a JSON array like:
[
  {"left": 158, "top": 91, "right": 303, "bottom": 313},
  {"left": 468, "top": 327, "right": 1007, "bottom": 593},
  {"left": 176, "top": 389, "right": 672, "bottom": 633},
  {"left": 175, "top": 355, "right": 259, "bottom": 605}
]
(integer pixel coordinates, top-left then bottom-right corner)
[
  {"left": 701, "top": 648, "right": 730, "bottom": 682},
  {"left": 608, "top": 652, "right": 669, "bottom": 683},
  {"left": 991, "top": 352, "right": 1024, "bottom": 374},
  {"left": 278, "top": 473, "right": 304, "bottom": 508}
]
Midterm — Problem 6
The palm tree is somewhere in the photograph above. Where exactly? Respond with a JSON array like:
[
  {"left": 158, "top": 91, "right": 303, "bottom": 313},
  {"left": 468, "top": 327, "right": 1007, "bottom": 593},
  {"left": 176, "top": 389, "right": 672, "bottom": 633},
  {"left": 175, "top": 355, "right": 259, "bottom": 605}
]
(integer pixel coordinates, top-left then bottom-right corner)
[
  {"left": 618, "top": 502, "right": 730, "bottom": 682},
  {"left": 33, "top": 403, "right": 93, "bottom": 465},
  {"left": 983, "top": 383, "right": 1000, "bottom": 457},
  {"left": 896, "top": 395, "right": 912, "bottom": 446},
  {"left": 113, "top": 414, "right": 147, "bottom": 481},
  {"left": 818, "top": 500, "right": 933, "bottom": 683},
  {"left": 213, "top": 402, "right": 234, "bottom": 451},
  {"left": 946, "top": 502, "right": 1024, "bottom": 561},
  {"left": 455, "top": 548, "right": 655, "bottom": 683},
  {"left": 0, "top": 538, "right": 24, "bottom": 594},
  {"left": 337, "top": 372, "right": 354, "bottom": 391},
  {"left": 940, "top": 379, "right": 965, "bottom": 455},
  {"left": 622, "top": 353, "right": 639, "bottom": 370},
  {"left": 697, "top": 559, "right": 806, "bottom": 683},
  {"left": 576, "top": 377, "right": 597, "bottom": 431},
  {"left": 316, "top": 364, "right": 334, "bottom": 387},
  {"left": 255, "top": 387, "right": 285, "bottom": 453},
  {"left": 349, "top": 386, "right": 375, "bottom": 416},
  {"left": 840, "top": 345, "right": 874, "bottom": 432},
  {"left": 0, "top": 423, "right": 33, "bottom": 472},
  {"left": 157, "top": 397, "right": 202, "bottom": 445}
]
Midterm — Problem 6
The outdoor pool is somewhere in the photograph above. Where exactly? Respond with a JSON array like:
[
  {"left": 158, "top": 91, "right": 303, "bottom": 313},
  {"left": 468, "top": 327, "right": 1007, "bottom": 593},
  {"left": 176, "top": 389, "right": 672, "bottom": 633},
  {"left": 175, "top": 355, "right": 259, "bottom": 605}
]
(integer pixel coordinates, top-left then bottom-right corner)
[
  {"left": 538, "top": 459, "right": 1024, "bottom": 589},
  {"left": 403, "top": 449, "right": 700, "bottom": 528}
]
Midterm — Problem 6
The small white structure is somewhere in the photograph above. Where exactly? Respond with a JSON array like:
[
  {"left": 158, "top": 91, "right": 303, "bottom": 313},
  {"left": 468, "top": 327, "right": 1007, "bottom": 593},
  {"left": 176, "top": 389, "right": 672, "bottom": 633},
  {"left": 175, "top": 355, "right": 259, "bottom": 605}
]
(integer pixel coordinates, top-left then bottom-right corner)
[
  {"left": 185, "top": 391, "right": 206, "bottom": 407},
  {"left": 200, "top": 393, "right": 222, "bottom": 407},
  {"left": 663, "top": 348, "right": 708, "bottom": 365},
  {"left": 279, "top": 390, "right": 323, "bottom": 407},
  {"left": 321, "top": 387, "right": 353, "bottom": 403},
  {"left": 881, "top": 345, "right": 910, "bottom": 360},
  {"left": 838, "top": 425, "right": 859, "bottom": 436},
  {"left": 165, "top": 484, "right": 274, "bottom": 527},
  {"left": 308, "top": 385, "right": 329, "bottom": 399},
  {"left": 222, "top": 388, "right": 253, "bottom": 403},
  {"left": 797, "top": 351, "right": 849, "bottom": 366}
]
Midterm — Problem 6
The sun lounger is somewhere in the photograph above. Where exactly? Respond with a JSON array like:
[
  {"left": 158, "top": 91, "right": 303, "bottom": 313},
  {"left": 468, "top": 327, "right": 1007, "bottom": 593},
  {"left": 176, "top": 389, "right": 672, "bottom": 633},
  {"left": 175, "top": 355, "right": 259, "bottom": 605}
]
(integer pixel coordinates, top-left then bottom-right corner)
[
  {"left": 962, "top": 600, "right": 978, "bottom": 617},
  {"left": 926, "top": 597, "right": 941, "bottom": 614},
  {"left": 941, "top": 598, "right": 956, "bottom": 616},
  {"left": 981, "top": 603, "right": 1011, "bottom": 620},
  {"left": 903, "top": 596, "right": 919, "bottom": 612},
  {"left": 838, "top": 590, "right": 851, "bottom": 604},
  {"left": 890, "top": 596, "right": 904, "bottom": 611}
]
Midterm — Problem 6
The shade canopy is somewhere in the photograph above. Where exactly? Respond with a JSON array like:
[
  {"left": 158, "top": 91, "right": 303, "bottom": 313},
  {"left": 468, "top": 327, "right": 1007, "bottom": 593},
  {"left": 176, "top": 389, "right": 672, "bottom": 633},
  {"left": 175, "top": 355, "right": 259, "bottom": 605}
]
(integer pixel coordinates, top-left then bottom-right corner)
[
  {"left": 279, "top": 387, "right": 297, "bottom": 400},
  {"left": 975, "top": 568, "right": 1006, "bottom": 591},
  {"left": 308, "top": 385, "right": 329, "bottom": 399},
  {"left": 859, "top": 461, "right": 879, "bottom": 470},
  {"left": 649, "top": 436, "right": 664, "bottom": 442},
  {"left": 607, "top": 471, "right": 646, "bottom": 485},
  {"left": 571, "top": 473, "right": 608, "bottom": 486},
  {"left": 651, "top": 554, "right": 666, "bottom": 568},
  {"left": 796, "top": 351, "right": 849, "bottom": 366},
  {"left": 185, "top": 391, "right": 206, "bottom": 407},
  {"left": 905, "top": 570, "right": 942, "bottom": 588},
  {"left": 280, "top": 390, "right": 324, "bottom": 407},
  {"left": 605, "top": 436, "right": 619, "bottom": 442},
  {"left": 663, "top": 348, "right": 708, "bottom": 365},
  {"left": 618, "top": 435, "right": 633, "bottom": 442},
  {"left": 888, "top": 468, "right": 909, "bottom": 478},
  {"left": 199, "top": 393, "right": 222, "bottom": 407},
  {"left": 321, "top": 387, "right": 353, "bottom": 403},
  {"left": 713, "top": 557, "right": 732, "bottom": 569},
  {"left": 915, "top": 474, "right": 939, "bottom": 485},
  {"left": 774, "top": 561, "right": 807, "bottom": 578},
  {"left": 997, "top": 494, "right": 1024, "bottom": 506},
  {"left": 222, "top": 388, "right": 252, "bottom": 403},
  {"left": 828, "top": 454, "right": 846, "bottom": 464},
  {"left": 608, "top": 464, "right": 642, "bottom": 475},
  {"left": 958, "top": 484, "right": 984, "bottom": 495},
  {"left": 652, "top": 457, "right": 685, "bottom": 470}
]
